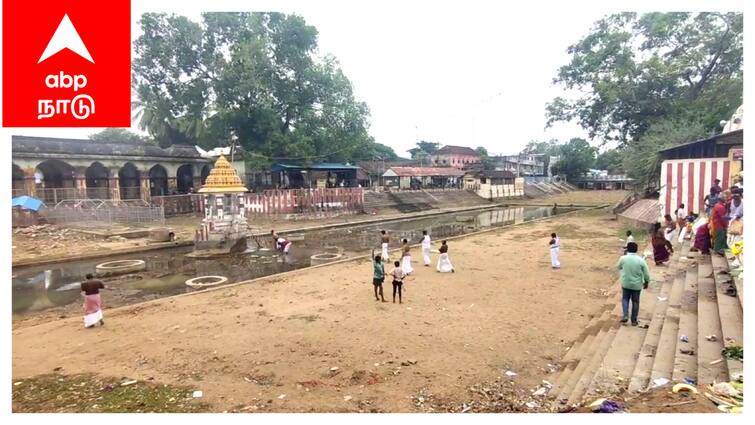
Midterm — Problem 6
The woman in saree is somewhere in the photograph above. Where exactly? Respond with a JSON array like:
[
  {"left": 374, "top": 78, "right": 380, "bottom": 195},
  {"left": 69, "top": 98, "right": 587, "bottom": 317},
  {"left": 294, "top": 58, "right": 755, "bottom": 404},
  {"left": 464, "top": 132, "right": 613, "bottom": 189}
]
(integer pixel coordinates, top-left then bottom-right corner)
[
  {"left": 692, "top": 221, "right": 711, "bottom": 255},
  {"left": 651, "top": 222, "right": 674, "bottom": 266}
]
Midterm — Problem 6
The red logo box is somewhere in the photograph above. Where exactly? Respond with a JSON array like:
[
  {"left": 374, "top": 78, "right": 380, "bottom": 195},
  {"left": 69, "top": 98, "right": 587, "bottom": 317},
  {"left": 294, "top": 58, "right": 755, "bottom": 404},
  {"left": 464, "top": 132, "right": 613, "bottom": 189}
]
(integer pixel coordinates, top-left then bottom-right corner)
[{"left": 3, "top": 0, "right": 131, "bottom": 127}]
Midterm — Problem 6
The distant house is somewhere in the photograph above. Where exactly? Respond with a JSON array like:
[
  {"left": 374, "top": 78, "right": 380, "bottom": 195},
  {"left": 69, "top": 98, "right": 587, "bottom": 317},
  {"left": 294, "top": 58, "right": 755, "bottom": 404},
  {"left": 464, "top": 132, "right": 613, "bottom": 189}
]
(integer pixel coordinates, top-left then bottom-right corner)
[
  {"left": 463, "top": 169, "right": 523, "bottom": 199},
  {"left": 431, "top": 145, "right": 480, "bottom": 169},
  {"left": 357, "top": 159, "right": 421, "bottom": 187},
  {"left": 491, "top": 155, "right": 546, "bottom": 176},
  {"left": 382, "top": 166, "right": 465, "bottom": 189}
]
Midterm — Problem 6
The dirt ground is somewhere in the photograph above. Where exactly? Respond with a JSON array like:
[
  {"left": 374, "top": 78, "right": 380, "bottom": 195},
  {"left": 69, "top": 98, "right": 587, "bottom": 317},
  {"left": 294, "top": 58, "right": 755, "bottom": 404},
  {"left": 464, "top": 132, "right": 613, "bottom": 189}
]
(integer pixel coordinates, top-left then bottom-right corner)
[
  {"left": 13, "top": 207, "right": 636, "bottom": 413},
  {"left": 533, "top": 190, "right": 628, "bottom": 206}
]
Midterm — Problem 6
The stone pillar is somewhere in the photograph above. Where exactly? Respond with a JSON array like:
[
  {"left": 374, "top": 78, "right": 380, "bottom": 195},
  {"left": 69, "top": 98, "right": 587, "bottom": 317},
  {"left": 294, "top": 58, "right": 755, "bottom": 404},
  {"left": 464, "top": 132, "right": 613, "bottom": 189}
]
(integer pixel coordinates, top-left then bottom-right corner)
[
  {"left": 23, "top": 168, "right": 37, "bottom": 197},
  {"left": 110, "top": 170, "right": 121, "bottom": 201},
  {"left": 141, "top": 176, "right": 151, "bottom": 202},
  {"left": 74, "top": 169, "right": 87, "bottom": 199}
]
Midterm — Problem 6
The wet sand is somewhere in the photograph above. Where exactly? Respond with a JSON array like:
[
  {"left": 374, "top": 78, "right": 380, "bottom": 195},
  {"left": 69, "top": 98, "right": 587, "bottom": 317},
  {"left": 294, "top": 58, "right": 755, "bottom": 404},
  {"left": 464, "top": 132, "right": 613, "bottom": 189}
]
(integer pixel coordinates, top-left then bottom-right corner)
[{"left": 13, "top": 208, "right": 627, "bottom": 412}]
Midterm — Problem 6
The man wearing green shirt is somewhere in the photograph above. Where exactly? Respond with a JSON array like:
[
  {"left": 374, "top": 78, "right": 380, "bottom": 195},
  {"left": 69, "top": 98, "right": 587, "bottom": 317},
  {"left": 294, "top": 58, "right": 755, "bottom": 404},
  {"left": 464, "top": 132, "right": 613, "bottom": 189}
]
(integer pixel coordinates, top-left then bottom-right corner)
[{"left": 616, "top": 242, "right": 651, "bottom": 326}]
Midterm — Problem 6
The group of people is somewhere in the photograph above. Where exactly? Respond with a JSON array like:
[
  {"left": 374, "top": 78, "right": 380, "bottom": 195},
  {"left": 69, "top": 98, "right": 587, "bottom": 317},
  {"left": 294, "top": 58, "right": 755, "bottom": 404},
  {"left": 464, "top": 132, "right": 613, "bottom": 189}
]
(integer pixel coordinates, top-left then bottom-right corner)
[
  {"left": 371, "top": 230, "right": 455, "bottom": 303},
  {"left": 620, "top": 176, "right": 744, "bottom": 326}
]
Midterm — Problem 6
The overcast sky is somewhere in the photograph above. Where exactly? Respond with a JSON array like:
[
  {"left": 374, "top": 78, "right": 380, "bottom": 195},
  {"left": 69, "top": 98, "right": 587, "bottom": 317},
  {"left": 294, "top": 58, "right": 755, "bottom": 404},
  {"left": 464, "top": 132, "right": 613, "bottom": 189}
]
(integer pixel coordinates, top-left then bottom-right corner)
[{"left": 12, "top": 0, "right": 743, "bottom": 158}]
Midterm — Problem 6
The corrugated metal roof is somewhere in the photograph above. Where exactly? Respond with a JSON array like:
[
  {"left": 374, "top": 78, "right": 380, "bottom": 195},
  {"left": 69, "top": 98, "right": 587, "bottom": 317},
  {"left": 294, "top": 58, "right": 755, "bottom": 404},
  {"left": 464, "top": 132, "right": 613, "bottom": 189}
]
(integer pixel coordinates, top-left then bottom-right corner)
[
  {"left": 657, "top": 129, "right": 743, "bottom": 153},
  {"left": 382, "top": 166, "right": 466, "bottom": 177}
]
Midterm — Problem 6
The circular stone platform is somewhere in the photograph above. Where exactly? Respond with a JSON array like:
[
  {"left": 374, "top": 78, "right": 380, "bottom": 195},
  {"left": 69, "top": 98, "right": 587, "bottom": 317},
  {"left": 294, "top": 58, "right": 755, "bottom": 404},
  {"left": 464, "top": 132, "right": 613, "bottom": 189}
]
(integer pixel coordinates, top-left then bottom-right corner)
[
  {"left": 185, "top": 275, "right": 228, "bottom": 289},
  {"left": 95, "top": 259, "right": 146, "bottom": 277},
  {"left": 310, "top": 252, "right": 343, "bottom": 265}
]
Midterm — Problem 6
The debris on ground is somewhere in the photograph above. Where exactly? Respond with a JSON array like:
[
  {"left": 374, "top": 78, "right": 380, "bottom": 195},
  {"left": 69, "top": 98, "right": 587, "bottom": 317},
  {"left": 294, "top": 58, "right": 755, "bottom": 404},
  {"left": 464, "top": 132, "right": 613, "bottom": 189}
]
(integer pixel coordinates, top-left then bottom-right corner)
[
  {"left": 672, "top": 383, "right": 698, "bottom": 394},
  {"left": 651, "top": 378, "right": 670, "bottom": 388},
  {"left": 588, "top": 398, "right": 624, "bottom": 413},
  {"left": 721, "top": 345, "right": 743, "bottom": 361}
]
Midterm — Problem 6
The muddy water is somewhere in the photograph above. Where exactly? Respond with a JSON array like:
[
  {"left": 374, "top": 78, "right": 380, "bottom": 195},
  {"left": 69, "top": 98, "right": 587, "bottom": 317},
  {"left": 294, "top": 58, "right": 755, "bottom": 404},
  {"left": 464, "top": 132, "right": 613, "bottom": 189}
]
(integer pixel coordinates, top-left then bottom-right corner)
[{"left": 12, "top": 205, "right": 572, "bottom": 316}]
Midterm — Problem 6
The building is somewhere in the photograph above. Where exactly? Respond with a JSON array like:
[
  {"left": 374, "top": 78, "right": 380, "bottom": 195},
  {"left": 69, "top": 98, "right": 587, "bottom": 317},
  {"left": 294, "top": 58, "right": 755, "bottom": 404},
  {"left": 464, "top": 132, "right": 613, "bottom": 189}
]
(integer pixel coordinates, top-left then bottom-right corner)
[
  {"left": 571, "top": 172, "right": 635, "bottom": 190},
  {"left": 658, "top": 128, "right": 742, "bottom": 216},
  {"left": 11, "top": 135, "right": 211, "bottom": 204},
  {"left": 463, "top": 169, "right": 523, "bottom": 199},
  {"left": 382, "top": 166, "right": 465, "bottom": 189},
  {"left": 270, "top": 163, "right": 359, "bottom": 189},
  {"left": 431, "top": 145, "right": 480, "bottom": 169},
  {"left": 357, "top": 159, "right": 421, "bottom": 187},
  {"left": 491, "top": 155, "right": 546, "bottom": 176}
]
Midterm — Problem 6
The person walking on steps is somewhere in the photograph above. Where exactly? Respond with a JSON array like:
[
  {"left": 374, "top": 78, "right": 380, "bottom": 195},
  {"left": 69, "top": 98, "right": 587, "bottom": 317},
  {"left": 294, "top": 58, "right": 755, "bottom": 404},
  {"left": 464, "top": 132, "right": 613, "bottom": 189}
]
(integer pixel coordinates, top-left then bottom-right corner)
[{"left": 617, "top": 242, "right": 651, "bottom": 326}]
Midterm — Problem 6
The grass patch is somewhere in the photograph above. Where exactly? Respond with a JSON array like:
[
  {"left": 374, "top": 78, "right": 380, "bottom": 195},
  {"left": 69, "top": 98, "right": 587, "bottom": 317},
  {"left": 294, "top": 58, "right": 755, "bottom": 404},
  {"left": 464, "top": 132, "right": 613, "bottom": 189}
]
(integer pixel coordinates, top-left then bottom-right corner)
[{"left": 12, "top": 373, "right": 210, "bottom": 413}]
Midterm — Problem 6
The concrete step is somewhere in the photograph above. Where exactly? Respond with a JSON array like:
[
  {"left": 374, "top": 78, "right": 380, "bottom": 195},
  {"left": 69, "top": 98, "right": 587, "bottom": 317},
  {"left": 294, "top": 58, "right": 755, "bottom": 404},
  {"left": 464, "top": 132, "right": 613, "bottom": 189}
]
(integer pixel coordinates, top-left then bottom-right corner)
[
  {"left": 584, "top": 277, "right": 662, "bottom": 397},
  {"left": 710, "top": 254, "right": 743, "bottom": 381},
  {"left": 648, "top": 271, "right": 685, "bottom": 383},
  {"left": 696, "top": 261, "right": 729, "bottom": 385},
  {"left": 555, "top": 310, "right": 612, "bottom": 402},
  {"left": 549, "top": 299, "right": 617, "bottom": 398},
  {"left": 566, "top": 321, "right": 620, "bottom": 405},
  {"left": 672, "top": 264, "right": 699, "bottom": 383},
  {"left": 626, "top": 274, "right": 675, "bottom": 392}
]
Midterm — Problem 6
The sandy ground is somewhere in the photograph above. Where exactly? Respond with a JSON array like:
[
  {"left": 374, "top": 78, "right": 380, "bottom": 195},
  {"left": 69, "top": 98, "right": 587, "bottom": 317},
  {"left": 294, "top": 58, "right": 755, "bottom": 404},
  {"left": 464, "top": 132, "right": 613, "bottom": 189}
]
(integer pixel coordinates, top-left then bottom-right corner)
[
  {"left": 13, "top": 208, "right": 632, "bottom": 412},
  {"left": 531, "top": 190, "right": 628, "bottom": 206}
]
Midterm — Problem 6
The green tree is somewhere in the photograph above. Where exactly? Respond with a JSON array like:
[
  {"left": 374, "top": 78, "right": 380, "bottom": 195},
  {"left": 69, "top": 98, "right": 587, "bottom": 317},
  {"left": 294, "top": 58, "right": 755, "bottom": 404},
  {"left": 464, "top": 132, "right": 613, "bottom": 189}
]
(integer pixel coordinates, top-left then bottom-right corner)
[
  {"left": 475, "top": 146, "right": 495, "bottom": 170},
  {"left": 546, "top": 12, "right": 742, "bottom": 144},
  {"left": 551, "top": 138, "right": 597, "bottom": 180},
  {"left": 408, "top": 141, "right": 440, "bottom": 160},
  {"left": 89, "top": 128, "right": 153, "bottom": 145},
  {"left": 132, "top": 12, "right": 380, "bottom": 163},
  {"left": 594, "top": 148, "right": 625, "bottom": 174},
  {"left": 622, "top": 119, "right": 709, "bottom": 190}
]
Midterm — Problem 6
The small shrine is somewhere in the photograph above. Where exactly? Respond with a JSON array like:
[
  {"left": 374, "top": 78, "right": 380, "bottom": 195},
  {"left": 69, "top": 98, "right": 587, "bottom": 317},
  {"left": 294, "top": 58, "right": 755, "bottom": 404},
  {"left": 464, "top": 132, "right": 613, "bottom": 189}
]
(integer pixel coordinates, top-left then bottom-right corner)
[{"left": 194, "top": 155, "right": 250, "bottom": 253}]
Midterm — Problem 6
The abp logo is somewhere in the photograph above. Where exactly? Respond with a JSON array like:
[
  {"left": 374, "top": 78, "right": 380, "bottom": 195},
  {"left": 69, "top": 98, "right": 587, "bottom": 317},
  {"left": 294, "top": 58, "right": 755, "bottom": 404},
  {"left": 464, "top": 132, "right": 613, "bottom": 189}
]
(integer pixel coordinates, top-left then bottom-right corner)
[{"left": 3, "top": 0, "right": 131, "bottom": 127}]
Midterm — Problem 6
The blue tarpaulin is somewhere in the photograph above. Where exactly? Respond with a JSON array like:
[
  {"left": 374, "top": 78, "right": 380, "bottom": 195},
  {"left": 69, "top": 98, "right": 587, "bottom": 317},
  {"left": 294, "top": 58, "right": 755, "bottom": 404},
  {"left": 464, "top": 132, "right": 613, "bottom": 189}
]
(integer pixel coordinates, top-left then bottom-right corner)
[{"left": 12, "top": 196, "right": 44, "bottom": 212}]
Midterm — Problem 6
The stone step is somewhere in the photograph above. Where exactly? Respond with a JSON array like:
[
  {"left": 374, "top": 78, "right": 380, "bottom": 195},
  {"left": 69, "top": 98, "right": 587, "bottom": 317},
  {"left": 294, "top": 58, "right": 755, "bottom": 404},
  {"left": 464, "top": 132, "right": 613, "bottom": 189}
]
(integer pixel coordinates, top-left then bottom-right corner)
[
  {"left": 672, "top": 264, "right": 699, "bottom": 383},
  {"left": 696, "top": 261, "right": 729, "bottom": 385},
  {"left": 584, "top": 273, "right": 664, "bottom": 397},
  {"left": 626, "top": 274, "right": 675, "bottom": 392},
  {"left": 566, "top": 321, "right": 620, "bottom": 405},
  {"left": 555, "top": 309, "right": 612, "bottom": 402},
  {"left": 710, "top": 254, "right": 743, "bottom": 381},
  {"left": 648, "top": 271, "right": 686, "bottom": 382},
  {"left": 549, "top": 299, "right": 616, "bottom": 398}
]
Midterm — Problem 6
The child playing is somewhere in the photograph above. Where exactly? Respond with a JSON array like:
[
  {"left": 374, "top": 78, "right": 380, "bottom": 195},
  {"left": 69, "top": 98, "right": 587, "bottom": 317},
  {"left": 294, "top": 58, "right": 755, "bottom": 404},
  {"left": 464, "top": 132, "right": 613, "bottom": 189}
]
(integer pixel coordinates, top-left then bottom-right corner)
[
  {"left": 390, "top": 260, "right": 407, "bottom": 303},
  {"left": 371, "top": 250, "right": 386, "bottom": 302},
  {"left": 624, "top": 230, "right": 635, "bottom": 255}
]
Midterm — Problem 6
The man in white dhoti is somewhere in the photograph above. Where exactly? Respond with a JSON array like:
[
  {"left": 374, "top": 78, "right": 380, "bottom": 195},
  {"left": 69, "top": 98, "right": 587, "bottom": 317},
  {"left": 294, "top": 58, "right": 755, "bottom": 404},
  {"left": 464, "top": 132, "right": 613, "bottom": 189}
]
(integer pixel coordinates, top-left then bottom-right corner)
[
  {"left": 380, "top": 230, "right": 390, "bottom": 261},
  {"left": 549, "top": 233, "right": 561, "bottom": 269},
  {"left": 421, "top": 230, "right": 432, "bottom": 266},
  {"left": 401, "top": 238, "right": 414, "bottom": 274},
  {"left": 436, "top": 240, "right": 454, "bottom": 273}
]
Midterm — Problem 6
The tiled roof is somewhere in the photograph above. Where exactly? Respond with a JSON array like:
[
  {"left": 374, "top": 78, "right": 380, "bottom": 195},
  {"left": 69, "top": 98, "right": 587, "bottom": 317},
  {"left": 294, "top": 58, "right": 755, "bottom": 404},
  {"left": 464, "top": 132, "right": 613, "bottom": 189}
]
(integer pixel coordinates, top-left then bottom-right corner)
[
  {"left": 12, "top": 135, "right": 201, "bottom": 158},
  {"left": 383, "top": 166, "right": 466, "bottom": 177},
  {"left": 433, "top": 145, "right": 479, "bottom": 156}
]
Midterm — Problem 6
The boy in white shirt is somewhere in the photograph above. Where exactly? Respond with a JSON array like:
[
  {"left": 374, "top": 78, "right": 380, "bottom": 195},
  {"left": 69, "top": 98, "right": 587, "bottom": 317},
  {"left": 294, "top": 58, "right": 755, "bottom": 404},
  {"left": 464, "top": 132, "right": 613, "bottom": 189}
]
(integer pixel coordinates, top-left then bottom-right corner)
[{"left": 390, "top": 260, "right": 407, "bottom": 303}]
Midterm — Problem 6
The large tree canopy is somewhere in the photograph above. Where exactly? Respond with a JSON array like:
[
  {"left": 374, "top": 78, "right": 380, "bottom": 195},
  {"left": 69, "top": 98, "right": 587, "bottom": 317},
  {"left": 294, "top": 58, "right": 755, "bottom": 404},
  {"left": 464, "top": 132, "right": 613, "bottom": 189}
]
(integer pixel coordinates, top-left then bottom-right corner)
[
  {"left": 132, "top": 12, "right": 395, "bottom": 165},
  {"left": 546, "top": 12, "right": 742, "bottom": 144},
  {"left": 408, "top": 141, "right": 440, "bottom": 160},
  {"left": 89, "top": 128, "right": 154, "bottom": 145},
  {"left": 551, "top": 138, "right": 597, "bottom": 180}
]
